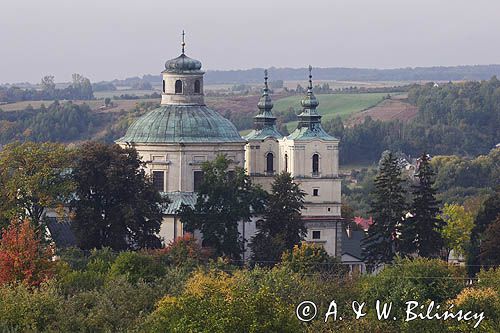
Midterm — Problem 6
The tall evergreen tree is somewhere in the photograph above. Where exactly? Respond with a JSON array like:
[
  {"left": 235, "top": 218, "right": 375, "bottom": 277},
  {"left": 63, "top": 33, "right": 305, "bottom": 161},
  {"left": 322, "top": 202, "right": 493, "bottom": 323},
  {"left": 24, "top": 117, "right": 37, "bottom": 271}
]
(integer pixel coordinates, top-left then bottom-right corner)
[
  {"left": 249, "top": 172, "right": 306, "bottom": 265},
  {"left": 362, "top": 151, "right": 407, "bottom": 266},
  {"left": 71, "top": 142, "right": 168, "bottom": 251},
  {"left": 179, "top": 155, "right": 265, "bottom": 261},
  {"left": 467, "top": 187, "right": 500, "bottom": 276},
  {"left": 400, "top": 153, "right": 444, "bottom": 258}
]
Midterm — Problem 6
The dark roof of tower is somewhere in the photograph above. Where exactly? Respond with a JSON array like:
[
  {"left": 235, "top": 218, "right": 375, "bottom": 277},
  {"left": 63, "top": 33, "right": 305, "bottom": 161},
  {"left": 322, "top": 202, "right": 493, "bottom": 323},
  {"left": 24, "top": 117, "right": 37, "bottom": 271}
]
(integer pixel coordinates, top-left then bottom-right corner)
[
  {"left": 245, "top": 70, "right": 283, "bottom": 141},
  {"left": 288, "top": 66, "right": 337, "bottom": 141}
]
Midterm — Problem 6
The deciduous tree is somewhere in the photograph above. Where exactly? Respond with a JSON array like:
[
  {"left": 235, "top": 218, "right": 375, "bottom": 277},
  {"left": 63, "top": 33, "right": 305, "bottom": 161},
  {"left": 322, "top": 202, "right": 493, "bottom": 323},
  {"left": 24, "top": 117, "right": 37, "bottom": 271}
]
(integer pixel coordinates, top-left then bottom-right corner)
[
  {"left": 0, "top": 141, "right": 74, "bottom": 231},
  {"left": 71, "top": 142, "right": 168, "bottom": 251},
  {"left": 179, "top": 155, "right": 265, "bottom": 261},
  {"left": 0, "top": 220, "right": 53, "bottom": 286}
]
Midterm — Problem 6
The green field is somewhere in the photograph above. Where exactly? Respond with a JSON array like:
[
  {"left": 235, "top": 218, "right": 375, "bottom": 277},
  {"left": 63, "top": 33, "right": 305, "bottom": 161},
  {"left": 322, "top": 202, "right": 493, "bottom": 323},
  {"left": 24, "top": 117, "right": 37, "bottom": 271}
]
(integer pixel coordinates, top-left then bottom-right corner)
[{"left": 273, "top": 93, "right": 388, "bottom": 132}]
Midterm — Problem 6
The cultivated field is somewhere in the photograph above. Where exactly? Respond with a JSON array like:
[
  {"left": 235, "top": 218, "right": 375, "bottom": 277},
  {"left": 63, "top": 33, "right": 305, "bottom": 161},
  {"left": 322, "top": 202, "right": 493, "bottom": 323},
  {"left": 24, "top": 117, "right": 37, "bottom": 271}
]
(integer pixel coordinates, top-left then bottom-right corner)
[
  {"left": 346, "top": 94, "right": 418, "bottom": 126},
  {"left": 273, "top": 93, "right": 388, "bottom": 131}
]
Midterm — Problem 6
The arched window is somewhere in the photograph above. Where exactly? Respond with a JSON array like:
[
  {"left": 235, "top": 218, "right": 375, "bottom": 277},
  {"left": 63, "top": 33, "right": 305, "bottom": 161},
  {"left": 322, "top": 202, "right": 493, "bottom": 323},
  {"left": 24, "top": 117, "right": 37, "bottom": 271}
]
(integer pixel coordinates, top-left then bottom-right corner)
[
  {"left": 266, "top": 152, "right": 274, "bottom": 174},
  {"left": 312, "top": 154, "right": 319, "bottom": 175},
  {"left": 175, "top": 80, "right": 183, "bottom": 94},
  {"left": 194, "top": 80, "right": 201, "bottom": 93},
  {"left": 284, "top": 154, "right": 288, "bottom": 172},
  {"left": 162, "top": 80, "right": 165, "bottom": 93}
]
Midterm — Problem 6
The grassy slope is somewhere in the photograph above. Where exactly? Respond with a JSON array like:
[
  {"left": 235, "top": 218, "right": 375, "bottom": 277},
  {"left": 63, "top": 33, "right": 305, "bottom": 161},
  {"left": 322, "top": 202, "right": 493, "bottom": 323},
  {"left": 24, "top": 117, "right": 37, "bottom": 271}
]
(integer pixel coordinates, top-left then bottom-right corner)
[{"left": 273, "top": 93, "right": 387, "bottom": 132}]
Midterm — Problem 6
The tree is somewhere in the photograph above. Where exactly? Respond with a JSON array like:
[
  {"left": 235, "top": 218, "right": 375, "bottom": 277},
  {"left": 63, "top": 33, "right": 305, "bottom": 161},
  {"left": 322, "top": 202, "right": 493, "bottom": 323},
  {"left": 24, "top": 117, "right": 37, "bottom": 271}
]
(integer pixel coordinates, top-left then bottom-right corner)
[
  {"left": 0, "top": 220, "right": 54, "bottom": 286},
  {"left": 250, "top": 172, "right": 305, "bottom": 264},
  {"left": 480, "top": 215, "right": 500, "bottom": 266},
  {"left": 104, "top": 97, "right": 112, "bottom": 107},
  {"left": 69, "top": 73, "right": 94, "bottom": 100},
  {"left": 400, "top": 154, "right": 444, "bottom": 258},
  {"left": 362, "top": 151, "right": 407, "bottom": 266},
  {"left": 40, "top": 75, "right": 56, "bottom": 96},
  {"left": 179, "top": 155, "right": 265, "bottom": 261},
  {"left": 438, "top": 203, "right": 474, "bottom": 260},
  {"left": 0, "top": 142, "right": 74, "bottom": 231},
  {"left": 468, "top": 188, "right": 500, "bottom": 276},
  {"left": 71, "top": 142, "right": 168, "bottom": 251}
]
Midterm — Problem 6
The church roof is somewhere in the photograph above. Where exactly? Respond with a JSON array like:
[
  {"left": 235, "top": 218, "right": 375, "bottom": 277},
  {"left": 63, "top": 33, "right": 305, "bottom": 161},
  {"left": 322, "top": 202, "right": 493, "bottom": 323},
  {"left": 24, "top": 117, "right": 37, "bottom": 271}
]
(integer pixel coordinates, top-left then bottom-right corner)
[
  {"left": 163, "top": 53, "right": 203, "bottom": 74},
  {"left": 245, "top": 70, "right": 283, "bottom": 141},
  {"left": 117, "top": 105, "right": 245, "bottom": 144},
  {"left": 162, "top": 31, "right": 203, "bottom": 74},
  {"left": 244, "top": 126, "right": 283, "bottom": 141},
  {"left": 163, "top": 191, "right": 197, "bottom": 215},
  {"left": 287, "top": 66, "right": 338, "bottom": 142}
]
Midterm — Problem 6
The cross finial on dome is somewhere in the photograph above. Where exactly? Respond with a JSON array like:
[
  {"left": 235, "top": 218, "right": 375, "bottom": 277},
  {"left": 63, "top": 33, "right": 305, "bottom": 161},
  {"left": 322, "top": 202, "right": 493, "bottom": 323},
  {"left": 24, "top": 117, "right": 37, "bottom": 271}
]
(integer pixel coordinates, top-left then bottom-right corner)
[
  {"left": 181, "top": 30, "right": 186, "bottom": 54},
  {"left": 308, "top": 65, "right": 313, "bottom": 89}
]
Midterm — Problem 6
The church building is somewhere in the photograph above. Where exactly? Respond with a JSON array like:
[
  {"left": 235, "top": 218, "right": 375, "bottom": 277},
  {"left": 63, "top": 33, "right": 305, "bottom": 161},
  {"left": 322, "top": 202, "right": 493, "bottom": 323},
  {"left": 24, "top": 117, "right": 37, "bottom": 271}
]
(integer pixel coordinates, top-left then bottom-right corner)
[{"left": 116, "top": 37, "right": 342, "bottom": 258}]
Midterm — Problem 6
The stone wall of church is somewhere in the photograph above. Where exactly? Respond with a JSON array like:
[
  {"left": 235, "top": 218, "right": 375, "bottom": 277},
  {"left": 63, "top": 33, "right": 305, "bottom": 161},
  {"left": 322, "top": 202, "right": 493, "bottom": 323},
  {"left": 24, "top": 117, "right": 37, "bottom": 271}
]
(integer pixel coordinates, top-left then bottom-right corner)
[{"left": 123, "top": 142, "right": 245, "bottom": 192}]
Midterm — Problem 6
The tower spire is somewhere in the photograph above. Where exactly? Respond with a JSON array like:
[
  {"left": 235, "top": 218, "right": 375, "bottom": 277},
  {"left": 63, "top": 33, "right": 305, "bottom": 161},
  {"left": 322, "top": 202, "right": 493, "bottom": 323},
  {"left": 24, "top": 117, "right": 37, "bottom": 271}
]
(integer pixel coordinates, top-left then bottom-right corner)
[
  {"left": 181, "top": 30, "right": 186, "bottom": 54},
  {"left": 264, "top": 69, "right": 269, "bottom": 92},
  {"left": 308, "top": 65, "right": 313, "bottom": 90}
]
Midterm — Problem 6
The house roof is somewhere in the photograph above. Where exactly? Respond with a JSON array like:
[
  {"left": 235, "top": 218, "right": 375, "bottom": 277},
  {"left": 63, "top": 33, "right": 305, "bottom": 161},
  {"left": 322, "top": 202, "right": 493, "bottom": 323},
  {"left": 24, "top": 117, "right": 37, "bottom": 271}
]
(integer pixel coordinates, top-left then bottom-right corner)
[
  {"left": 46, "top": 217, "right": 77, "bottom": 248},
  {"left": 341, "top": 229, "right": 365, "bottom": 261}
]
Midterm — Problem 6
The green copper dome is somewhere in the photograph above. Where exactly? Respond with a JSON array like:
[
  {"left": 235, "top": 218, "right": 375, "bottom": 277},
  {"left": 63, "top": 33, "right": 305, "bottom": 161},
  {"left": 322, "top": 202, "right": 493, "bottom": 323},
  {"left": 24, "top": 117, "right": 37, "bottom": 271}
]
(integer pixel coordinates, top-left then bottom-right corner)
[
  {"left": 117, "top": 105, "right": 245, "bottom": 144},
  {"left": 164, "top": 54, "right": 203, "bottom": 74}
]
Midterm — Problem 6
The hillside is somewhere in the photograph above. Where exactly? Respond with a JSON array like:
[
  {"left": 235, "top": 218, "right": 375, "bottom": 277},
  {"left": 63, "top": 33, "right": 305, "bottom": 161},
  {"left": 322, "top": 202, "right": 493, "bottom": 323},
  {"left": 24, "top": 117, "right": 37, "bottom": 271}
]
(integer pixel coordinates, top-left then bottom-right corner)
[
  {"left": 272, "top": 93, "right": 387, "bottom": 132},
  {"left": 346, "top": 95, "right": 418, "bottom": 126}
]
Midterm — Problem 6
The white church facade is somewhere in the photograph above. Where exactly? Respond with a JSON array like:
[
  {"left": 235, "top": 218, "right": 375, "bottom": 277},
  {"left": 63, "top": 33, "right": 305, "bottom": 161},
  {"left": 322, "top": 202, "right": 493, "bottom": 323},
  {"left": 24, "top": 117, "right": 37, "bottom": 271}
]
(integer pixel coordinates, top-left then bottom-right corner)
[{"left": 116, "top": 39, "right": 342, "bottom": 258}]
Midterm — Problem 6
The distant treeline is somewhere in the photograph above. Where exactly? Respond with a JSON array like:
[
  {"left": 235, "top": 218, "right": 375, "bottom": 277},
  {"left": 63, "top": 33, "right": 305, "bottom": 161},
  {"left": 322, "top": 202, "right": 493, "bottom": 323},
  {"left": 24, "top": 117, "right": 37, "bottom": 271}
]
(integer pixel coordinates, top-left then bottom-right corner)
[
  {"left": 332, "top": 76, "right": 500, "bottom": 164},
  {"left": 0, "top": 74, "right": 93, "bottom": 103},
  {"left": 106, "top": 65, "right": 500, "bottom": 86}
]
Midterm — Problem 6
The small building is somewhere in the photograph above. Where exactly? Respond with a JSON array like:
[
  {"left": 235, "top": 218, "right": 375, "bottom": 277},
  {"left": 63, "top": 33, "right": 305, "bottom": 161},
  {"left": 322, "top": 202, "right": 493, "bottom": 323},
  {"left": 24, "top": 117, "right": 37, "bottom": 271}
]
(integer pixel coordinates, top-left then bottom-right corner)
[{"left": 341, "top": 228, "right": 367, "bottom": 274}]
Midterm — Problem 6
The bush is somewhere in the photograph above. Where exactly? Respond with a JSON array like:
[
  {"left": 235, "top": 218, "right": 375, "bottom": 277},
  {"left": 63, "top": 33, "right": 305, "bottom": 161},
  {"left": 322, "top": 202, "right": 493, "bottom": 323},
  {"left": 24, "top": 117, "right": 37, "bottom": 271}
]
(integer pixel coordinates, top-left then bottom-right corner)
[
  {"left": 108, "top": 251, "right": 166, "bottom": 283},
  {"left": 448, "top": 287, "right": 500, "bottom": 332},
  {"left": 361, "top": 257, "right": 466, "bottom": 331},
  {"left": 0, "top": 283, "right": 61, "bottom": 332},
  {"left": 280, "top": 242, "right": 348, "bottom": 275},
  {"left": 142, "top": 268, "right": 303, "bottom": 332}
]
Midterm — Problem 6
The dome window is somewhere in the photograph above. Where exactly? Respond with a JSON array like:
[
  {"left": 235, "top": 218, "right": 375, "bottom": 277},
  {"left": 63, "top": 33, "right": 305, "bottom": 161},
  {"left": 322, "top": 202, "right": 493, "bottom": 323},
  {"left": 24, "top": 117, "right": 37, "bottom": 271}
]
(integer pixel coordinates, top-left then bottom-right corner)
[
  {"left": 162, "top": 80, "right": 165, "bottom": 93},
  {"left": 175, "top": 80, "right": 183, "bottom": 94},
  {"left": 194, "top": 80, "right": 201, "bottom": 93},
  {"left": 284, "top": 154, "right": 288, "bottom": 172}
]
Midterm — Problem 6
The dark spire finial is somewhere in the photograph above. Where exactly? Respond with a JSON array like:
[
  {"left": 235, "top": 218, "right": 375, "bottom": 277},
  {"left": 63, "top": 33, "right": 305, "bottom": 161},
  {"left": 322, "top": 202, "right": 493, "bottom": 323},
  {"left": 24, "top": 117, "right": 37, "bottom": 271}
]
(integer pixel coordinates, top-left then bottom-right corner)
[
  {"left": 308, "top": 65, "right": 313, "bottom": 90},
  {"left": 264, "top": 69, "right": 269, "bottom": 92},
  {"left": 181, "top": 30, "right": 186, "bottom": 54}
]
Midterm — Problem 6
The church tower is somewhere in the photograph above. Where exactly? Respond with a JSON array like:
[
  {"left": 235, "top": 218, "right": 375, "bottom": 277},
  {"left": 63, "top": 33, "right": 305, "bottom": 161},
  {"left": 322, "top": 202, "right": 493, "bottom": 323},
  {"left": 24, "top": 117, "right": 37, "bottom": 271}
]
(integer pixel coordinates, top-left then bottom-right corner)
[
  {"left": 161, "top": 31, "right": 204, "bottom": 106},
  {"left": 279, "top": 66, "right": 342, "bottom": 256},
  {"left": 244, "top": 70, "right": 283, "bottom": 191}
]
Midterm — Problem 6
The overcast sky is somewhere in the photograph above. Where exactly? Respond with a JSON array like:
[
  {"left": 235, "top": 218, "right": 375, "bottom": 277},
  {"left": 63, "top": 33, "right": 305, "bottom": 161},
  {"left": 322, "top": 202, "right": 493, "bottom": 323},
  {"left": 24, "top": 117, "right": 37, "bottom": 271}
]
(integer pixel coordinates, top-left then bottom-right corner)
[{"left": 1, "top": 0, "right": 499, "bottom": 83}]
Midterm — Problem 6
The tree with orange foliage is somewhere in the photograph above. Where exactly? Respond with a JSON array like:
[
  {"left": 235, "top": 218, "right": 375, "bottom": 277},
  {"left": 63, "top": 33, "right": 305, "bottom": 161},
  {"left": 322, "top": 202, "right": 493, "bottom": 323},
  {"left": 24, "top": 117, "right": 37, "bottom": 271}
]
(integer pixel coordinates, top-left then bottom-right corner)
[
  {"left": 159, "top": 233, "right": 205, "bottom": 266},
  {"left": 0, "top": 220, "right": 54, "bottom": 286}
]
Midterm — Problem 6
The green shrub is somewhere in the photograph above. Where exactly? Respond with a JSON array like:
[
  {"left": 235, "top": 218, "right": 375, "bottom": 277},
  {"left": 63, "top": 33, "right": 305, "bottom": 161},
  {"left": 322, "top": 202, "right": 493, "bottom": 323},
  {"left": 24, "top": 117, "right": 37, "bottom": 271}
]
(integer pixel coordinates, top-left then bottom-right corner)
[
  {"left": 0, "top": 283, "right": 61, "bottom": 332},
  {"left": 108, "top": 251, "right": 166, "bottom": 283},
  {"left": 142, "top": 267, "right": 303, "bottom": 333}
]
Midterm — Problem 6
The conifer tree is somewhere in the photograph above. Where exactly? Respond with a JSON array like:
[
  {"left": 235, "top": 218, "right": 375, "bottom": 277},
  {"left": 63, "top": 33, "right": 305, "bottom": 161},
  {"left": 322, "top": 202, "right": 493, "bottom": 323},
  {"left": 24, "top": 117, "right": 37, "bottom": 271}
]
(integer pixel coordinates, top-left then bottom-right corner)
[
  {"left": 400, "top": 153, "right": 444, "bottom": 258},
  {"left": 362, "top": 151, "right": 407, "bottom": 266},
  {"left": 250, "top": 172, "right": 306, "bottom": 265}
]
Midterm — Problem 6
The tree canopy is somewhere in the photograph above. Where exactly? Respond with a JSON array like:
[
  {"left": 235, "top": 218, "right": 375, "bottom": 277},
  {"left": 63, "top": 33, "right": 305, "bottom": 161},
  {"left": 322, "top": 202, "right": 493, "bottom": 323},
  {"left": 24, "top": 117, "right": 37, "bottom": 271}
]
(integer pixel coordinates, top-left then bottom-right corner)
[{"left": 71, "top": 142, "right": 168, "bottom": 251}]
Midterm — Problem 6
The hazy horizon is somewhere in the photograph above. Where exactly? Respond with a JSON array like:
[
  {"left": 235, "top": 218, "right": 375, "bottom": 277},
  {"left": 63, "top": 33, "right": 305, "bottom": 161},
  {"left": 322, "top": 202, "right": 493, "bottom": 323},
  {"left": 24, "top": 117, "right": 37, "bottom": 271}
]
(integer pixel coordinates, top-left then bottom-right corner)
[{"left": 2, "top": 0, "right": 500, "bottom": 84}]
